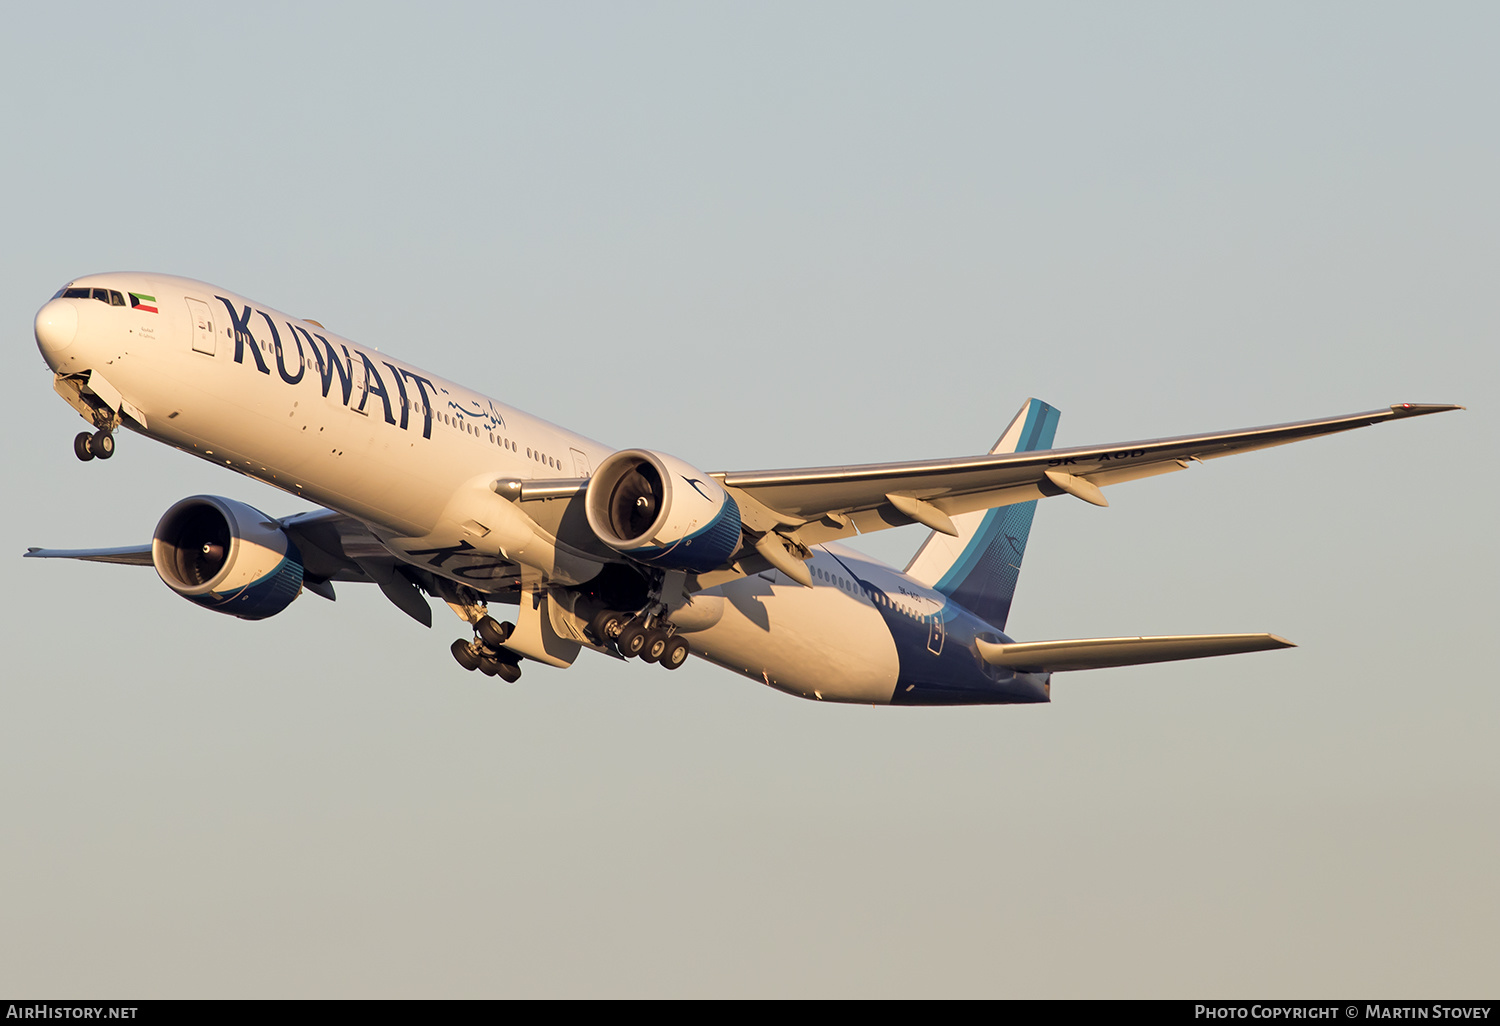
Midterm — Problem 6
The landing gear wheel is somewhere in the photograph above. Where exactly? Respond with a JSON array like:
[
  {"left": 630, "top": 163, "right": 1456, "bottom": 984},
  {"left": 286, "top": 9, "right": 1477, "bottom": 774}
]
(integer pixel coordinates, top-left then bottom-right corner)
[
  {"left": 589, "top": 610, "right": 626, "bottom": 646},
  {"left": 661, "top": 636, "right": 690, "bottom": 670},
  {"left": 74, "top": 432, "right": 95, "bottom": 462},
  {"left": 91, "top": 431, "right": 115, "bottom": 459},
  {"left": 640, "top": 629, "right": 669, "bottom": 664},
  {"left": 451, "top": 639, "right": 481, "bottom": 671},
  {"left": 475, "top": 615, "right": 512, "bottom": 649},
  {"left": 479, "top": 656, "right": 522, "bottom": 682},
  {"left": 616, "top": 622, "right": 648, "bottom": 659}
]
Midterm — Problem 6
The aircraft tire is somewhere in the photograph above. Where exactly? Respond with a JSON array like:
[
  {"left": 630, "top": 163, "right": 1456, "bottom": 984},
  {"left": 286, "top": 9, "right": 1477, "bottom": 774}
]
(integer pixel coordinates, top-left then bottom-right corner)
[
  {"left": 616, "top": 623, "right": 648, "bottom": 659},
  {"left": 494, "top": 662, "right": 522, "bottom": 684},
  {"left": 589, "top": 609, "right": 625, "bottom": 645},
  {"left": 475, "top": 615, "right": 512, "bottom": 649},
  {"left": 74, "top": 432, "right": 95, "bottom": 461},
  {"left": 661, "top": 636, "right": 690, "bottom": 670},
  {"left": 91, "top": 431, "right": 115, "bottom": 459},
  {"left": 451, "top": 639, "right": 481, "bottom": 671},
  {"left": 640, "top": 629, "right": 668, "bottom": 664}
]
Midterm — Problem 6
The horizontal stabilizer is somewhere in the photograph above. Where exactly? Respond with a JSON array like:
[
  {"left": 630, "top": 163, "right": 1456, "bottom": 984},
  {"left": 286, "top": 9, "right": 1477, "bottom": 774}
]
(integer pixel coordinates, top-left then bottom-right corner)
[
  {"left": 25, "top": 544, "right": 154, "bottom": 566},
  {"left": 975, "top": 633, "right": 1294, "bottom": 672}
]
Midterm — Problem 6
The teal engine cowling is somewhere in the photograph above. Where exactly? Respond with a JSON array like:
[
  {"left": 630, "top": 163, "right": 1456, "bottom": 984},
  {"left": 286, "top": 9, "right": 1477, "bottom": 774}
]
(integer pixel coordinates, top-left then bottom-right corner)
[
  {"left": 152, "top": 496, "right": 305, "bottom": 620},
  {"left": 584, "top": 450, "right": 742, "bottom": 574}
]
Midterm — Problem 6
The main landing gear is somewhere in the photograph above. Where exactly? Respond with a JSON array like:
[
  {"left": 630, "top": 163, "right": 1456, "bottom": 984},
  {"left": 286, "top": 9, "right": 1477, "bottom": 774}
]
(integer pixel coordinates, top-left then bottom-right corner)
[
  {"left": 73, "top": 430, "right": 115, "bottom": 461},
  {"left": 589, "top": 609, "right": 690, "bottom": 670},
  {"left": 451, "top": 614, "right": 523, "bottom": 682}
]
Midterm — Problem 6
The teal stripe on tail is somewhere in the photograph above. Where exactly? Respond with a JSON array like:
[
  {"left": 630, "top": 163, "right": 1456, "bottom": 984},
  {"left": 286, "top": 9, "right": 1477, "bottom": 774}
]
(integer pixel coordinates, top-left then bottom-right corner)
[{"left": 904, "top": 399, "right": 1060, "bottom": 630}]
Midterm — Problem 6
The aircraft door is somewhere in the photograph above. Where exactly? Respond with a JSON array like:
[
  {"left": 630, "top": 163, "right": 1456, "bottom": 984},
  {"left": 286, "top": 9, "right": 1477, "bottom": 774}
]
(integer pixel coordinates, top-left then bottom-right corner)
[
  {"left": 350, "top": 356, "right": 369, "bottom": 414},
  {"left": 928, "top": 613, "right": 945, "bottom": 656},
  {"left": 185, "top": 297, "right": 215, "bottom": 355},
  {"left": 570, "top": 448, "right": 591, "bottom": 477}
]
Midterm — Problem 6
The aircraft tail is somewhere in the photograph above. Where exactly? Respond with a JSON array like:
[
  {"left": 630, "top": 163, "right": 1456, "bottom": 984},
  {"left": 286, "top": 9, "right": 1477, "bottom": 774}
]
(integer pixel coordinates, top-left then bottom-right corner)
[{"left": 904, "top": 398, "right": 1060, "bottom": 630}]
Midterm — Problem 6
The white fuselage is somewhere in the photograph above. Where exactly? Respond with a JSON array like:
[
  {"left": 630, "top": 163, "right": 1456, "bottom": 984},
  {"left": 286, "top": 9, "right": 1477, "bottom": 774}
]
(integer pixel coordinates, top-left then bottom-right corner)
[{"left": 35, "top": 273, "right": 1047, "bottom": 706}]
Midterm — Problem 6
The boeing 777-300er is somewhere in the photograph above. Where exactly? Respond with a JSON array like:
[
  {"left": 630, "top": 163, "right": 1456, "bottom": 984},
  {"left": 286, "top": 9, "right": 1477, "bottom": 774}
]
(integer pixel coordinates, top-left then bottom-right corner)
[{"left": 26, "top": 274, "right": 1462, "bottom": 704}]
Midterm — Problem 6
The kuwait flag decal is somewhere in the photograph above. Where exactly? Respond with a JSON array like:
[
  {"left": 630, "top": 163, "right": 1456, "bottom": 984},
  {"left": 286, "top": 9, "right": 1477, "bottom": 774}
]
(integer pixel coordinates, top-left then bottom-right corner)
[{"left": 129, "top": 292, "right": 158, "bottom": 314}]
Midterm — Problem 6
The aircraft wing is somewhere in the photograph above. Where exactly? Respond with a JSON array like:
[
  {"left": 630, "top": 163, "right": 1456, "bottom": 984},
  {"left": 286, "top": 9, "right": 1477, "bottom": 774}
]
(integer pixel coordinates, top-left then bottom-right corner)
[
  {"left": 26, "top": 403, "right": 1462, "bottom": 601},
  {"left": 710, "top": 404, "right": 1462, "bottom": 547},
  {"left": 24, "top": 509, "right": 519, "bottom": 627},
  {"left": 26, "top": 510, "right": 386, "bottom": 584},
  {"left": 25, "top": 544, "right": 154, "bottom": 565}
]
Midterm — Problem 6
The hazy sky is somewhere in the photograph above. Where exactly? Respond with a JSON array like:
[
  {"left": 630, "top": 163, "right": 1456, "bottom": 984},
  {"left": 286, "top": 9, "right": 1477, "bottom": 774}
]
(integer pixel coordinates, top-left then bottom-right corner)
[{"left": 1, "top": 2, "right": 1494, "bottom": 997}]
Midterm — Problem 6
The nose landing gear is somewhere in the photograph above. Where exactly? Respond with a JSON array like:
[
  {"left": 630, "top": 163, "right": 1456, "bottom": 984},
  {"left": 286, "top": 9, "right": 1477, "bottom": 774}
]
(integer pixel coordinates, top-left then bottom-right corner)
[{"left": 73, "top": 430, "right": 115, "bottom": 461}]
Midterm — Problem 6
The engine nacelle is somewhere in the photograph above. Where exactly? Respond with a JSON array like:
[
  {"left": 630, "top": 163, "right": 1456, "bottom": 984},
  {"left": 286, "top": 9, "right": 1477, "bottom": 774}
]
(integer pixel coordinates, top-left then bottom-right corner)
[
  {"left": 152, "top": 496, "right": 305, "bottom": 620},
  {"left": 585, "top": 450, "right": 742, "bottom": 573}
]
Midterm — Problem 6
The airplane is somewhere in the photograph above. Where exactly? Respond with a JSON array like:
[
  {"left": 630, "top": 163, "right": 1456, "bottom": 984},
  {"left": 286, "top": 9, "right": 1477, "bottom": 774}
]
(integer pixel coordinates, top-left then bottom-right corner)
[{"left": 25, "top": 273, "right": 1461, "bottom": 705}]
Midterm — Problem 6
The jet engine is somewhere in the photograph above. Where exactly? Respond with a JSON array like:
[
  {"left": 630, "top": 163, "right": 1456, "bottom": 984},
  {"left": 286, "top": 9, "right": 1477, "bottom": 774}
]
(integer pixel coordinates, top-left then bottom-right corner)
[
  {"left": 584, "top": 450, "right": 742, "bottom": 573},
  {"left": 152, "top": 496, "right": 305, "bottom": 620}
]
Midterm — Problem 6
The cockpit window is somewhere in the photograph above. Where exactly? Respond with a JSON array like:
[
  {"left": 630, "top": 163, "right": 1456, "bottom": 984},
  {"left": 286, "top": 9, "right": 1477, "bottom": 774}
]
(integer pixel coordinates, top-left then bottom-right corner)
[{"left": 59, "top": 287, "right": 126, "bottom": 306}]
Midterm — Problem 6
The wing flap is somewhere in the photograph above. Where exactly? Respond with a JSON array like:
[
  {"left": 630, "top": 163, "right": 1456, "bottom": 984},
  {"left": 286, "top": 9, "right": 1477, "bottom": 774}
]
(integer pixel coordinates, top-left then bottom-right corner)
[{"left": 976, "top": 633, "right": 1295, "bottom": 672}]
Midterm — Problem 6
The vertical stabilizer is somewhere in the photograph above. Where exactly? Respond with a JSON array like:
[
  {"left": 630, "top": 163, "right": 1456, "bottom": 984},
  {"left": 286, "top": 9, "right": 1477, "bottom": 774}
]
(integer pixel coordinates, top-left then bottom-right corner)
[{"left": 905, "top": 399, "right": 1059, "bottom": 630}]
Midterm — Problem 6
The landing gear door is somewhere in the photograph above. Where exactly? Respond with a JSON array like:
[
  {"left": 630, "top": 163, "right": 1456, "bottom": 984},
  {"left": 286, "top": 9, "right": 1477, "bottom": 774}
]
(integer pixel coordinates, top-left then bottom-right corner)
[
  {"left": 185, "top": 297, "right": 215, "bottom": 355},
  {"left": 507, "top": 579, "right": 581, "bottom": 668}
]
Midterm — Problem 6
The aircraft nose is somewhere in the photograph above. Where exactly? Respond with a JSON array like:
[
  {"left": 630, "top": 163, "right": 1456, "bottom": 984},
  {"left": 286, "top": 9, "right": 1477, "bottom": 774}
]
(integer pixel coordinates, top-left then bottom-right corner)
[{"left": 35, "top": 299, "right": 78, "bottom": 356}]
